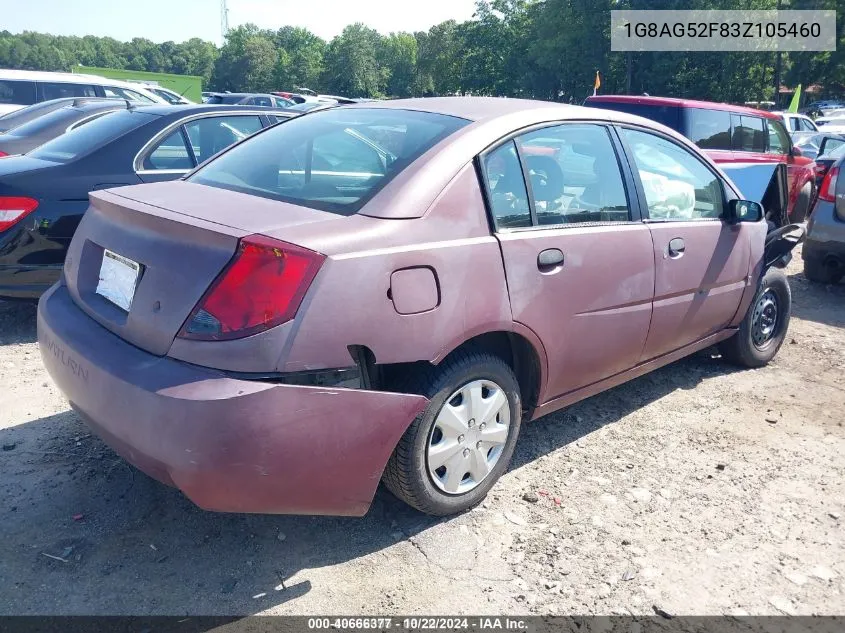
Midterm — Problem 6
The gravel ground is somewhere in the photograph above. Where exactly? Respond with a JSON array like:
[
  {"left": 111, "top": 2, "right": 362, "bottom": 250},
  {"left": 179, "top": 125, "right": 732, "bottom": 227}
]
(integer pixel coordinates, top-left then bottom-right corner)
[{"left": 1, "top": 250, "right": 843, "bottom": 616}]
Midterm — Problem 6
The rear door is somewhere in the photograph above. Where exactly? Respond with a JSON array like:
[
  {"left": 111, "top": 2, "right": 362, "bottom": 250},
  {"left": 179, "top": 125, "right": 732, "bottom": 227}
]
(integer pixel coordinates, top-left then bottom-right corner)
[
  {"left": 136, "top": 113, "right": 265, "bottom": 183},
  {"left": 485, "top": 122, "right": 655, "bottom": 401},
  {"left": 619, "top": 126, "right": 750, "bottom": 360}
]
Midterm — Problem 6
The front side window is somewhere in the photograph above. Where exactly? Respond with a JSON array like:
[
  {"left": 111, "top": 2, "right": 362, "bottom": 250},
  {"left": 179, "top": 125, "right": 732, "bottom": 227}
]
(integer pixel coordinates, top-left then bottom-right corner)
[
  {"left": 622, "top": 128, "right": 724, "bottom": 221},
  {"left": 184, "top": 115, "right": 262, "bottom": 164},
  {"left": 482, "top": 141, "right": 531, "bottom": 229},
  {"left": 686, "top": 108, "right": 732, "bottom": 150},
  {"left": 732, "top": 115, "right": 767, "bottom": 153},
  {"left": 39, "top": 82, "right": 98, "bottom": 100},
  {"left": 517, "top": 124, "right": 630, "bottom": 224},
  {"left": 801, "top": 118, "right": 818, "bottom": 132},
  {"left": 189, "top": 108, "right": 468, "bottom": 214},
  {"left": 766, "top": 119, "right": 791, "bottom": 155},
  {"left": 252, "top": 96, "right": 272, "bottom": 107},
  {"left": 144, "top": 129, "right": 193, "bottom": 170},
  {"left": 0, "top": 79, "right": 36, "bottom": 105}
]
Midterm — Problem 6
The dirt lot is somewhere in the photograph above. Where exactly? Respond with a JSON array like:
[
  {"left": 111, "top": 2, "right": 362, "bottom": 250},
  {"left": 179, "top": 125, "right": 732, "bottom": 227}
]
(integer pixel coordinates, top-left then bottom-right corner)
[{"left": 1, "top": 250, "right": 843, "bottom": 617}]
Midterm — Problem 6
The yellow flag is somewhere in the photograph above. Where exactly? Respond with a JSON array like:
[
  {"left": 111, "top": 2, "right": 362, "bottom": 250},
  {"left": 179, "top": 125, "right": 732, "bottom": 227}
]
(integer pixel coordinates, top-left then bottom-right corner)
[
  {"left": 787, "top": 84, "right": 802, "bottom": 113},
  {"left": 593, "top": 71, "right": 601, "bottom": 96}
]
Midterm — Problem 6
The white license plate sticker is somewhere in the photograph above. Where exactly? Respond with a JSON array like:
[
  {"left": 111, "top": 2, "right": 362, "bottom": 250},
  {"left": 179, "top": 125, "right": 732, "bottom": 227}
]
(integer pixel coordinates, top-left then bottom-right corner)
[{"left": 96, "top": 249, "right": 141, "bottom": 312}]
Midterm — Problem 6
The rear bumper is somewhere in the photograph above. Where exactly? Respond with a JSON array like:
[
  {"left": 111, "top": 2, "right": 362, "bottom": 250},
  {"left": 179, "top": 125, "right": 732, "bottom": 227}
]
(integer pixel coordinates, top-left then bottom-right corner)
[
  {"left": 804, "top": 200, "right": 845, "bottom": 263},
  {"left": 38, "top": 283, "right": 428, "bottom": 516}
]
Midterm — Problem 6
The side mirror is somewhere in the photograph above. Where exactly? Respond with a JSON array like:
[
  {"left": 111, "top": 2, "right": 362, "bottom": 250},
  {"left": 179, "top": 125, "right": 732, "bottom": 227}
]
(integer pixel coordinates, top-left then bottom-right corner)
[
  {"left": 791, "top": 146, "right": 803, "bottom": 157},
  {"left": 726, "top": 199, "right": 764, "bottom": 224}
]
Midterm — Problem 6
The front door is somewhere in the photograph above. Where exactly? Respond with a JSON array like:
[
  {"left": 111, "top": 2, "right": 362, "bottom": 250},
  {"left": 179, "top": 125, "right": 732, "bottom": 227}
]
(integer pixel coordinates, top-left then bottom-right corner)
[
  {"left": 483, "top": 123, "right": 655, "bottom": 402},
  {"left": 619, "top": 127, "right": 751, "bottom": 360}
]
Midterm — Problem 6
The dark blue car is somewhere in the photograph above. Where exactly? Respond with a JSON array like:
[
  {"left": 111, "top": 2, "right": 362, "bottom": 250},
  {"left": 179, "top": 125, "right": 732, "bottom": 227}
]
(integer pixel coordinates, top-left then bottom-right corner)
[{"left": 0, "top": 104, "right": 296, "bottom": 300}]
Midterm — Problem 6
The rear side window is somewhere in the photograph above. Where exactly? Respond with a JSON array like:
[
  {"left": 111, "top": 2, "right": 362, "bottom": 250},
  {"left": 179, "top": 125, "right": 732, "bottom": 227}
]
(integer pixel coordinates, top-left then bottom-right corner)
[
  {"left": 518, "top": 124, "right": 630, "bottom": 224},
  {"left": 38, "top": 82, "right": 98, "bottom": 100},
  {"left": 482, "top": 141, "right": 531, "bottom": 228},
  {"left": 686, "top": 108, "right": 732, "bottom": 150},
  {"left": 145, "top": 129, "right": 193, "bottom": 170},
  {"left": 0, "top": 80, "right": 36, "bottom": 106},
  {"left": 29, "top": 110, "right": 156, "bottom": 162},
  {"left": 189, "top": 108, "right": 468, "bottom": 214},
  {"left": 732, "top": 115, "right": 767, "bottom": 152},
  {"left": 622, "top": 128, "right": 724, "bottom": 220},
  {"left": 184, "top": 115, "right": 262, "bottom": 163},
  {"left": 788, "top": 117, "right": 800, "bottom": 132}
]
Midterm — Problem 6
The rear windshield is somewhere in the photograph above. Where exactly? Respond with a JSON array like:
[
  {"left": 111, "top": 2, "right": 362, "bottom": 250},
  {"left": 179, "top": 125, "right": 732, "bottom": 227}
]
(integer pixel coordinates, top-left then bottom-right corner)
[
  {"left": 205, "top": 95, "right": 242, "bottom": 104},
  {"left": 189, "top": 107, "right": 469, "bottom": 214},
  {"left": 586, "top": 100, "right": 682, "bottom": 131},
  {"left": 28, "top": 109, "right": 157, "bottom": 162},
  {"left": 4, "top": 106, "right": 83, "bottom": 137}
]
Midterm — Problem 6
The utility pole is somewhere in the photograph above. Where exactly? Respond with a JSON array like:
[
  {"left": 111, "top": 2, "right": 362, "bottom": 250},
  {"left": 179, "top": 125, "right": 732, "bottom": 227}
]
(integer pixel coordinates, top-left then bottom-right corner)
[
  {"left": 221, "top": 0, "right": 230, "bottom": 42},
  {"left": 773, "top": 0, "right": 783, "bottom": 106}
]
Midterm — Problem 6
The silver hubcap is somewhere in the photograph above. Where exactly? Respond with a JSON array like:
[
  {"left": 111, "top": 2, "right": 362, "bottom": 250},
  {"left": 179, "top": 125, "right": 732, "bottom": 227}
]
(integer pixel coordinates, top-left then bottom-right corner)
[
  {"left": 751, "top": 289, "right": 779, "bottom": 349},
  {"left": 426, "top": 379, "right": 511, "bottom": 495}
]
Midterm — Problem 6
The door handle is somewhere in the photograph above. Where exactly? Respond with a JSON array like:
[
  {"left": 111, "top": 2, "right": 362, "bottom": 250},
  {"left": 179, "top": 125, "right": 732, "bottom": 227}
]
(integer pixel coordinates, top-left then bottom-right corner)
[
  {"left": 537, "top": 248, "right": 564, "bottom": 271},
  {"left": 668, "top": 238, "right": 685, "bottom": 258}
]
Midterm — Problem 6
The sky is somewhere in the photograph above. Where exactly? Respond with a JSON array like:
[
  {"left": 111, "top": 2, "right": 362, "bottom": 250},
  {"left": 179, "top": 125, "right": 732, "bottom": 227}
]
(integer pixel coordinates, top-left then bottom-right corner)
[{"left": 1, "top": 0, "right": 480, "bottom": 43}]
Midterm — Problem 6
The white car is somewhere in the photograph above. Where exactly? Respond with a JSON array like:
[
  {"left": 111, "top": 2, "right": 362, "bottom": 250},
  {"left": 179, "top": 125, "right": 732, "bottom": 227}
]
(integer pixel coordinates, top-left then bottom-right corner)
[
  {"left": 128, "top": 82, "right": 194, "bottom": 105},
  {"left": 0, "top": 69, "right": 167, "bottom": 115},
  {"left": 816, "top": 112, "right": 845, "bottom": 134},
  {"left": 774, "top": 111, "right": 819, "bottom": 136}
]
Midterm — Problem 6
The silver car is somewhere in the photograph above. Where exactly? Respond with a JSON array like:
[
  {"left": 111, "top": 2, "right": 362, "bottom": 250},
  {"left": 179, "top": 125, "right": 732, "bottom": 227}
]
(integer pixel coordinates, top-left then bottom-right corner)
[{"left": 804, "top": 145, "right": 845, "bottom": 283}]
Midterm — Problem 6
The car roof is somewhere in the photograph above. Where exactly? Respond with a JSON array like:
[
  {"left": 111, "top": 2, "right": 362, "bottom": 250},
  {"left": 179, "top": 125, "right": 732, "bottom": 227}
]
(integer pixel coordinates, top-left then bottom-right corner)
[
  {"left": 0, "top": 69, "right": 135, "bottom": 87},
  {"left": 129, "top": 103, "right": 299, "bottom": 117},
  {"left": 586, "top": 95, "right": 780, "bottom": 119},
  {"left": 344, "top": 96, "right": 579, "bottom": 122}
]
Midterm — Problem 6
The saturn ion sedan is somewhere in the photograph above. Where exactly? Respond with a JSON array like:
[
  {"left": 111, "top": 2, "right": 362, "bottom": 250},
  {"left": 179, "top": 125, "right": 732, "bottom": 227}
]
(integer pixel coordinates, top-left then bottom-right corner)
[{"left": 39, "top": 98, "right": 789, "bottom": 516}]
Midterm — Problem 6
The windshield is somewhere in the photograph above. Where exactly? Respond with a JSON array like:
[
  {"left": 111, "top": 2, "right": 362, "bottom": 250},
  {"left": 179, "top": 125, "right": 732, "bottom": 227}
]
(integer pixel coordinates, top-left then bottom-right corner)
[
  {"left": 189, "top": 107, "right": 469, "bottom": 214},
  {"left": 28, "top": 109, "right": 156, "bottom": 162}
]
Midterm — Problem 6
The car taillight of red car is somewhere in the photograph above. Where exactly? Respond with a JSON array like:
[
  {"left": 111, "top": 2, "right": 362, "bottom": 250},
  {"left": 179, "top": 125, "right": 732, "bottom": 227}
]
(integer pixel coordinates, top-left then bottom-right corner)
[
  {"left": 179, "top": 234, "right": 325, "bottom": 341},
  {"left": 0, "top": 196, "right": 38, "bottom": 231}
]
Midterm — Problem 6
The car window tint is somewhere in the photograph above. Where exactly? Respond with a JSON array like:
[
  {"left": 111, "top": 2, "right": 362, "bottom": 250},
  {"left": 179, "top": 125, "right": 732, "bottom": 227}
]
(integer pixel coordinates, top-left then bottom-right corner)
[
  {"left": 29, "top": 109, "right": 156, "bottom": 162},
  {"left": 732, "top": 115, "right": 767, "bottom": 152},
  {"left": 189, "top": 108, "right": 468, "bottom": 215},
  {"left": 39, "top": 82, "right": 98, "bottom": 100},
  {"left": 0, "top": 79, "right": 36, "bottom": 106},
  {"left": 516, "top": 124, "right": 630, "bottom": 225},
  {"left": 144, "top": 129, "right": 193, "bottom": 170},
  {"left": 686, "top": 108, "right": 732, "bottom": 150},
  {"left": 585, "top": 101, "right": 682, "bottom": 131},
  {"left": 483, "top": 141, "right": 531, "bottom": 229},
  {"left": 622, "top": 128, "right": 724, "bottom": 221},
  {"left": 788, "top": 117, "right": 800, "bottom": 132},
  {"left": 766, "top": 119, "right": 790, "bottom": 155},
  {"left": 184, "top": 115, "right": 262, "bottom": 163}
]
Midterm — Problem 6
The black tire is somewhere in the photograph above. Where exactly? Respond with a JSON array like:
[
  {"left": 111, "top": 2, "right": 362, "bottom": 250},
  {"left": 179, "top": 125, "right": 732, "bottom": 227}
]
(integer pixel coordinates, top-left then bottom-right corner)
[
  {"left": 790, "top": 182, "right": 813, "bottom": 223},
  {"left": 789, "top": 182, "right": 813, "bottom": 223},
  {"left": 382, "top": 351, "right": 522, "bottom": 516},
  {"left": 803, "top": 257, "right": 843, "bottom": 284},
  {"left": 719, "top": 268, "right": 791, "bottom": 368}
]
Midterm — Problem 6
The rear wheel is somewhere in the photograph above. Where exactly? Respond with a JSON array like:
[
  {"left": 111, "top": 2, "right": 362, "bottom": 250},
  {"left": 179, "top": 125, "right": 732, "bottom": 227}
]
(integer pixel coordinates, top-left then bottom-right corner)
[
  {"left": 803, "top": 257, "right": 843, "bottom": 284},
  {"left": 791, "top": 182, "right": 813, "bottom": 223},
  {"left": 719, "top": 268, "right": 791, "bottom": 368},
  {"left": 382, "top": 351, "right": 522, "bottom": 516}
]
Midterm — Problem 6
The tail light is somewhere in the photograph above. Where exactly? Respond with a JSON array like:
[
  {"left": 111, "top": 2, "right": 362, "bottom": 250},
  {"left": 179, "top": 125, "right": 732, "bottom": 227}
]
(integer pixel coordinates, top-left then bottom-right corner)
[
  {"left": 179, "top": 234, "right": 325, "bottom": 341},
  {"left": 0, "top": 151, "right": 8, "bottom": 158},
  {"left": 819, "top": 166, "right": 839, "bottom": 203},
  {"left": 0, "top": 196, "right": 38, "bottom": 231}
]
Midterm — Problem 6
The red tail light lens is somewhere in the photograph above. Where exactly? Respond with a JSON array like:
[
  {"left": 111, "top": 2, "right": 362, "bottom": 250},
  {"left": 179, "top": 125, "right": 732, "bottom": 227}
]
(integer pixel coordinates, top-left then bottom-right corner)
[
  {"left": 0, "top": 151, "right": 8, "bottom": 158},
  {"left": 179, "top": 235, "right": 325, "bottom": 341},
  {"left": 0, "top": 196, "right": 38, "bottom": 231},
  {"left": 819, "top": 166, "right": 839, "bottom": 203}
]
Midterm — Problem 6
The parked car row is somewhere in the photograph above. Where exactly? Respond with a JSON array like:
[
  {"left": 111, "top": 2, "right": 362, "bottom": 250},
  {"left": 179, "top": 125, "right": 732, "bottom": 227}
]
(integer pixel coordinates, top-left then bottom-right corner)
[{"left": 5, "top": 95, "right": 801, "bottom": 518}]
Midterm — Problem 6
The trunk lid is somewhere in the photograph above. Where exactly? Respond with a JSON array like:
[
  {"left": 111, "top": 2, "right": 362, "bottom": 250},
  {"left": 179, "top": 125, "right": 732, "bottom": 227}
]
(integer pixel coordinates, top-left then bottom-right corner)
[{"left": 64, "top": 181, "right": 341, "bottom": 357}]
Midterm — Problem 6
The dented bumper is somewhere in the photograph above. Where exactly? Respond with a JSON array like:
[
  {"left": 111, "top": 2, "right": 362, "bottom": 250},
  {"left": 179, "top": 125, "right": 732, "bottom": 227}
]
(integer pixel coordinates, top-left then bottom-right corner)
[{"left": 37, "top": 283, "right": 428, "bottom": 516}]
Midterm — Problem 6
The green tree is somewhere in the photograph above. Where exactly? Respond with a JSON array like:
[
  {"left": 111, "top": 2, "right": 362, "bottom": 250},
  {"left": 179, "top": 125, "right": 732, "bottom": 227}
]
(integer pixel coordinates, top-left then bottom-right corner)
[{"left": 321, "top": 23, "right": 384, "bottom": 97}]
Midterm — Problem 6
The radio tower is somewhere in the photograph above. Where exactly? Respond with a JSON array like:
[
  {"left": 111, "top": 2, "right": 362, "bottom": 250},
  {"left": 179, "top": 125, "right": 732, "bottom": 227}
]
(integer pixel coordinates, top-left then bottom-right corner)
[{"left": 220, "top": 0, "right": 230, "bottom": 40}]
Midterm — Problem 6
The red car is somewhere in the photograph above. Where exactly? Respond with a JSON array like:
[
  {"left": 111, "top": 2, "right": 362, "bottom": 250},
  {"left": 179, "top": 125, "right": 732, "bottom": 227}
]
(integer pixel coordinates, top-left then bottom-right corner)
[
  {"left": 39, "top": 98, "right": 798, "bottom": 517},
  {"left": 585, "top": 96, "right": 817, "bottom": 222}
]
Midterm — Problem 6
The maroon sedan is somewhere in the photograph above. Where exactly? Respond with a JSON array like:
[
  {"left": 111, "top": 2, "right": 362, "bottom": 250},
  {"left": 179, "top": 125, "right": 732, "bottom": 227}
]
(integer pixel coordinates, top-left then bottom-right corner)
[{"left": 39, "top": 98, "right": 789, "bottom": 516}]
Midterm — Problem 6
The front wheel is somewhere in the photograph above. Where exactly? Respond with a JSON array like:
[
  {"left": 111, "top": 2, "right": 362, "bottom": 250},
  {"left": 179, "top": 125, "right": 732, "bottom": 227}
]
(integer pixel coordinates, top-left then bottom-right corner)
[
  {"left": 382, "top": 351, "right": 522, "bottom": 516},
  {"left": 719, "top": 268, "right": 791, "bottom": 368}
]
